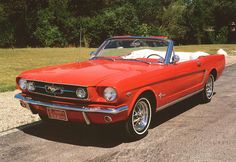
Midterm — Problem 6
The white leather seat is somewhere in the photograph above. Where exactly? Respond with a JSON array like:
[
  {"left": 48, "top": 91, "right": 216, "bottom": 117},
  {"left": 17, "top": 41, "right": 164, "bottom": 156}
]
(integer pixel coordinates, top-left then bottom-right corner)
[
  {"left": 190, "top": 51, "right": 209, "bottom": 60},
  {"left": 176, "top": 51, "right": 209, "bottom": 62},
  {"left": 123, "top": 49, "right": 166, "bottom": 59},
  {"left": 123, "top": 49, "right": 209, "bottom": 62}
]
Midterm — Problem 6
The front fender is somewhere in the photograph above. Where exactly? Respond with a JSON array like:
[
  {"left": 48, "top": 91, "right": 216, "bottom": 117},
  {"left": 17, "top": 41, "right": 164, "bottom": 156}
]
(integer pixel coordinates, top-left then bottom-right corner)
[{"left": 127, "top": 86, "right": 158, "bottom": 116}]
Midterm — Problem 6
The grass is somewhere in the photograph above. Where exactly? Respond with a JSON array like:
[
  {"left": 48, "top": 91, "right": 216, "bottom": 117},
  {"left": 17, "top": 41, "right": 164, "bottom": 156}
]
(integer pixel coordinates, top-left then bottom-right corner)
[
  {"left": 0, "top": 44, "right": 235, "bottom": 92},
  {"left": 0, "top": 48, "right": 94, "bottom": 92},
  {"left": 174, "top": 44, "right": 236, "bottom": 55}
]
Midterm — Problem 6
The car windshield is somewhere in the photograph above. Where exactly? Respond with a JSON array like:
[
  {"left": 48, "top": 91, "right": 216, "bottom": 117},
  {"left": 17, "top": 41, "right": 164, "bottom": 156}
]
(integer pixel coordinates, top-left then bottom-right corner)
[{"left": 93, "top": 38, "right": 169, "bottom": 64}]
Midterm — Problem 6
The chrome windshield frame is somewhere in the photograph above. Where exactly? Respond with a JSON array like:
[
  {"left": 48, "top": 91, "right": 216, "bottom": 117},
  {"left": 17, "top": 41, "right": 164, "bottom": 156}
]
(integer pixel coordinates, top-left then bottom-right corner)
[{"left": 91, "top": 36, "right": 174, "bottom": 65}]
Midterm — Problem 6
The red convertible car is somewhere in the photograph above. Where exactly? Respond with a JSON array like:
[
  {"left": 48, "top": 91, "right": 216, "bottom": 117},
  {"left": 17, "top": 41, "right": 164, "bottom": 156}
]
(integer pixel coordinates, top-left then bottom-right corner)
[{"left": 15, "top": 36, "right": 225, "bottom": 139}]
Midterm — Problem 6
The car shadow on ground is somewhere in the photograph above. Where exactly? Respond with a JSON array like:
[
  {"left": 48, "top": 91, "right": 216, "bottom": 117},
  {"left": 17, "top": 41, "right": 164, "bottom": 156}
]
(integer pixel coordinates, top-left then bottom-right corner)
[
  {"left": 150, "top": 94, "right": 204, "bottom": 129},
  {"left": 20, "top": 93, "right": 207, "bottom": 148},
  {"left": 20, "top": 120, "right": 125, "bottom": 148}
]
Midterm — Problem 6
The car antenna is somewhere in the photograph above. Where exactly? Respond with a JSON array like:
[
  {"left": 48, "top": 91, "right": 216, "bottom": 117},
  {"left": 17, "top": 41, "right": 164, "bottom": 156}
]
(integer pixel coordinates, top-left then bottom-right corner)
[{"left": 78, "top": 26, "right": 82, "bottom": 63}]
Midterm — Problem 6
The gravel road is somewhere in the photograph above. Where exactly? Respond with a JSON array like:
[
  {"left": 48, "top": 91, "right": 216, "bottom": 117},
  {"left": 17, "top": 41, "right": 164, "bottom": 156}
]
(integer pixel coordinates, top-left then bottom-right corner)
[
  {"left": 0, "top": 60, "right": 236, "bottom": 162},
  {"left": 0, "top": 90, "right": 39, "bottom": 132}
]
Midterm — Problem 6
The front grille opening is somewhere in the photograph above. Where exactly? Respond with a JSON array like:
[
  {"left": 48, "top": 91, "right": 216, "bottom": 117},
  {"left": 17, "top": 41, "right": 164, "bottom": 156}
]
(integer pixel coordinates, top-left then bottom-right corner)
[{"left": 29, "top": 81, "right": 88, "bottom": 100}]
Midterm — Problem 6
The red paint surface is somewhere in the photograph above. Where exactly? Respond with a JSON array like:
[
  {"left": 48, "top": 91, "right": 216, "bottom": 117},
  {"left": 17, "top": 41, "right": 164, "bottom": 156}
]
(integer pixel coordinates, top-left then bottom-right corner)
[{"left": 17, "top": 52, "right": 225, "bottom": 124}]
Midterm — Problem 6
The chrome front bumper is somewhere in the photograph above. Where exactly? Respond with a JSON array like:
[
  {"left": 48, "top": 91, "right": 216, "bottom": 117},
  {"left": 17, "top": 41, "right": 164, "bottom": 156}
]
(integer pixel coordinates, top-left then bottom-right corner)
[{"left": 14, "top": 93, "right": 128, "bottom": 114}]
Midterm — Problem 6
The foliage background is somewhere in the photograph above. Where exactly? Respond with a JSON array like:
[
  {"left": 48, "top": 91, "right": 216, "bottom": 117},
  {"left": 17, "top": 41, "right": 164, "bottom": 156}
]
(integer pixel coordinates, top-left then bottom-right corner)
[{"left": 0, "top": 0, "right": 236, "bottom": 48}]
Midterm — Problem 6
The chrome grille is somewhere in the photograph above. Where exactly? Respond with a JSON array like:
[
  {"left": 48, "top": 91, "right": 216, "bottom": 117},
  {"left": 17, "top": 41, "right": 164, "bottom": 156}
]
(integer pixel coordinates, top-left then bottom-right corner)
[{"left": 29, "top": 81, "right": 88, "bottom": 99}]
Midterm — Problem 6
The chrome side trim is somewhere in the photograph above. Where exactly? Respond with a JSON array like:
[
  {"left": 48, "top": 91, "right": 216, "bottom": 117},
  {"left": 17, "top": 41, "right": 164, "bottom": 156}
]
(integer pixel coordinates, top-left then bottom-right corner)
[
  {"left": 156, "top": 88, "right": 204, "bottom": 112},
  {"left": 15, "top": 93, "right": 128, "bottom": 114}
]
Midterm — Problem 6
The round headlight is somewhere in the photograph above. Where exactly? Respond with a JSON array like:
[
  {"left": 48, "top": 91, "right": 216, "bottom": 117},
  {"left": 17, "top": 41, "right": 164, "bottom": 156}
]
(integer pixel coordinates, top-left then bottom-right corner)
[
  {"left": 103, "top": 87, "right": 117, "bottom": 102},
  {"left": 19, "top": 79, "right": 27, "bottom": 90},
  {"left": 27, "top": 82, "right": 35, "bottom": 91},
  {"left": 76, "top": 88, "right": 87, "bottom": 99}
]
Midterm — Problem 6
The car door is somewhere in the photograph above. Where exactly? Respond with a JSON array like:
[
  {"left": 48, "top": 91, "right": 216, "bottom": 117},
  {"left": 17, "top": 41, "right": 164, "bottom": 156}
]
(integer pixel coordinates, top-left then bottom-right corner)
[
  {"left": 156, "top": 58, "right": 206, "bottom": 107},
  {"left": 171, "top": 58, "right": 206, "bottom": 93}
]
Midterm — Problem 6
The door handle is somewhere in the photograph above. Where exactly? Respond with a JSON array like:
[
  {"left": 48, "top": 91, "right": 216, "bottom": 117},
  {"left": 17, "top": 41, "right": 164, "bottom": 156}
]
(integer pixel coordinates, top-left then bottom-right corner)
[{"left": 197, "top": 61, "right": 202, "bottom": 67}]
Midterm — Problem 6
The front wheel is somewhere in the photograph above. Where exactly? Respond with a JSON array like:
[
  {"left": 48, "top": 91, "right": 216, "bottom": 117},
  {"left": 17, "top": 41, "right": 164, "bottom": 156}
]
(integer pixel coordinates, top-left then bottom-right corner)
[
  {"left": 200, "top": 74, "right": 214, "bottom": 103},
  {"left": 125, "top": 97, "right": 152, "bottom": 140}
]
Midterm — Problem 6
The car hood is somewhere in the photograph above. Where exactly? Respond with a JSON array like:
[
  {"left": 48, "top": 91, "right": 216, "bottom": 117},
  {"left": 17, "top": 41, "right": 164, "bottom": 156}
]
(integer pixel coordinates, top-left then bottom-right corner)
[{"left": 19, "top": 60, "right": 163, "bottom": 86}]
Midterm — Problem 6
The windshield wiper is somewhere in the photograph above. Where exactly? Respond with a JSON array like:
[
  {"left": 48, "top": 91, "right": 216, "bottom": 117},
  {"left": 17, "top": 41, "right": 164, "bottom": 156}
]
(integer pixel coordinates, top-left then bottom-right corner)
[
  {"left": 91, "top": 57, "right": 163, "bottom": 64},
  {"left": 90, "top": 56, "right": 115, "bottom": 61},
  {"left": 116, "top": 58, "right": 151, "bottom": 64}
]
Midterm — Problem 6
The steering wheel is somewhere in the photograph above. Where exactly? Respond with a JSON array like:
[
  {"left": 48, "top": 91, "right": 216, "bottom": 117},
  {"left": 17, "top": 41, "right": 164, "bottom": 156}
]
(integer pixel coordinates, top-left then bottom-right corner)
[{"left": 147, "top": 54, "right": 164, "bottom": 60}]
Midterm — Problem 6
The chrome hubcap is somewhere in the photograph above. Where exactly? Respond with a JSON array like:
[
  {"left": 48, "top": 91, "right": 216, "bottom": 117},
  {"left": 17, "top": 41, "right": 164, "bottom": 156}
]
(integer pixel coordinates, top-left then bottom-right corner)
[
  {"left": 206, "top": 76, "right": 214, "bottom": 99},
  {"left": 132, "top": 98, "right": 151, "bottom": 134}
]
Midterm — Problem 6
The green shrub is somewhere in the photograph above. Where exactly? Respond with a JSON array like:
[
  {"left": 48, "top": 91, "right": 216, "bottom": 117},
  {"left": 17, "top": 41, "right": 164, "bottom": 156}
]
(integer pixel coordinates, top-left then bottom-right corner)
[{"left": 209, "top": 26, "right": 229, "bottom": 44}]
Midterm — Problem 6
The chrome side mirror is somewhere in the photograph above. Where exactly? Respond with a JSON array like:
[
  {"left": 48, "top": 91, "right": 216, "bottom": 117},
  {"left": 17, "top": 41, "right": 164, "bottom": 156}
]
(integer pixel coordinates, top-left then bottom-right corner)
[
  {"left": 90, "top": 51, "right": 96, "bottom": 56},
  {"left": 90, "top": 51, "right": 96, "bottom": 59},
  {"left": 172, "top": 55, "right": 180, "bottom": 64}
]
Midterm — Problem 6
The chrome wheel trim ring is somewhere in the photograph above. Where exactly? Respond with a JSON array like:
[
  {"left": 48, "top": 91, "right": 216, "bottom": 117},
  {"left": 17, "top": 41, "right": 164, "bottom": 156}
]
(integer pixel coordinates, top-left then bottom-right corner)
[
  {"left": 132, "top": 98, "right": 152, "bottom": 135},
  {"left": 206, "top": 75, "right": 214, "bottom": 99}
]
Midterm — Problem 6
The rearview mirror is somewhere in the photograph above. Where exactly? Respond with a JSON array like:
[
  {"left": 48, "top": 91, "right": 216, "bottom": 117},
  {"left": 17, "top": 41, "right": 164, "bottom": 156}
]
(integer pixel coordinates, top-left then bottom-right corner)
[{"left": 172, "top": 55, "right": 180, "bottom": 64}]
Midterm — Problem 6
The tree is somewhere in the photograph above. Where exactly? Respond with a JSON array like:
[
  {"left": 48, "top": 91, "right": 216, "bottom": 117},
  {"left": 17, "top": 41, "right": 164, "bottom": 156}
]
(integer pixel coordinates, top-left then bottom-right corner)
[
  {"left": 162, "top": 0, "right": 187, "bottom": 42},
  {"left": 33, "top": 0, "right": 77, "bottom": 47},
  {"left": 1, "top": 0, "right": 236, "bottom": 47},
  {"left": 81, "top": 3, "right": 139, "bottom": 47},
  {"left": 0, "top": 3, "right": 15, "bottom": 47},
  {"left": 33, "top": 8, "right": 65, "bottom": 47}
]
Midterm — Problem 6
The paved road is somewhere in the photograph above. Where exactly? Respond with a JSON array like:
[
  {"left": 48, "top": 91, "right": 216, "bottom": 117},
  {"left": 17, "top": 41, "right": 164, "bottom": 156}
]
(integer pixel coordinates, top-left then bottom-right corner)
[{"left": 1, "top": 64, "right": 236, "bottom": 162}]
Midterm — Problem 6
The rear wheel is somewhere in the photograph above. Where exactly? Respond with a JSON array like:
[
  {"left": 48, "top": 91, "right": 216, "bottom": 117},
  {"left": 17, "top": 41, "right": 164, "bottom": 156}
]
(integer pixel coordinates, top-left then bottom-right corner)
[
  {"left": 125, "top": 97, "right": 152, "bottom": 140},
  {"left": 200, "top": 74, "right": 214, "bottom": 103}
]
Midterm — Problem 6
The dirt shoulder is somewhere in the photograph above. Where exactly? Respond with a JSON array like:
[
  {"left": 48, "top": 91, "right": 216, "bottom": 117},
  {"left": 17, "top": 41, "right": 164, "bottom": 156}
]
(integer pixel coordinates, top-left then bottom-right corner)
[
  {"left": 0, "top": 90, "right": 39, "bottom": 132},
  {"left": 0, "top": 56, "right": 236, "bottom": 132},
  {"left": 226, "top": 56, "right": 236, "bottom": 66}
]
